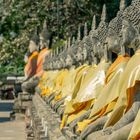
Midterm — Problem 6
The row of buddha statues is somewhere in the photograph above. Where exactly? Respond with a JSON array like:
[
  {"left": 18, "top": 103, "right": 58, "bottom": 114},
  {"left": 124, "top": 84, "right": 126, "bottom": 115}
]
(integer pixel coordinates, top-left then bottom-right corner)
[
  {"left": 43, "top": 0, "right": 139, "bottom": 72},
  {"left": 15, "top": 0, "right": 140, "bottom": 140}
]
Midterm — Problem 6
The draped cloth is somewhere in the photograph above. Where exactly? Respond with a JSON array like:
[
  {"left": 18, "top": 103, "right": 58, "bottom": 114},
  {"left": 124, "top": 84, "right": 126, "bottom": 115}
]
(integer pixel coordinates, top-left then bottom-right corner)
[
  {"left": 128, "top": 109, "right": 140, "bottom": 140},
  {"left": 60, "top": 64, "right": 90, "bottom": 129},
  {"left": 77, "top": 55, "right": 130, "bottom": 132},
  {"left": 73, "top": 59, "right": 110, "bottom": 104},
  {"left": 64, "top": 60, "right": 110, "bottom": 125},
  {"left": 105, "top": 50, "right": 140, "bottom": 128},
  {"left": 38, "top": 70, "right": 58, "bottom": 96},
  {"left": 54, "top": 67, "right": 76, "bottom": 102},
  {"left": 35, "top": 48, "right": 50, "bottom": 77},
  {"left": 53, "top": 69, "right": 69, "bottom": 95},
  {"left": 24, "top": 51, "right": 38, "bottom": 79}
]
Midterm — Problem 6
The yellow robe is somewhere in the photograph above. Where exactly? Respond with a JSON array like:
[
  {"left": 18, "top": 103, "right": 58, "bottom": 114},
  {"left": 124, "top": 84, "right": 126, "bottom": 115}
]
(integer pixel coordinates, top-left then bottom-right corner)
[
  {"left": 40, "top": 70, "right": 59, "bottom": 96},
  {"left": 64, "top": 64, "right": 90, "bottom": 114},
  {"left": 105, "top": 49, "right": 140, "bottom": 128},
  {"left": 51, "top": 69, "right": 69, "bottom": 98},
  {"left": 66, "top": 59, "right": 110, "bottom": 125},
  {"left": 77, "top": 55, "right": 130, "bottom": 132},
  {"left": 55, "top": 67, "right": 77, "bottom": 102},
  {"left": 60, "top": 64, "right": 90, "bottom": 128},
  {"left": 52, "top": 65, "right": 89, "bottom": 106},
  {"left": 74, "top": 59, "right": 110, "bottom": 103},
  {"left": 128, "top": 109, "right": 140, "bottom": 140}
]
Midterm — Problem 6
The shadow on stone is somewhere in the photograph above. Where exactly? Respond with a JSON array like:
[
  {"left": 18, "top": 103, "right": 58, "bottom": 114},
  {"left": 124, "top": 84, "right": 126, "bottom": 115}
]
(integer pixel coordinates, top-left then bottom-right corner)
[
  {"left": 0, "top": 117, "right": 10, "bottom": 123},
  {"left": 0, "top": 102, "right": 13, "bottom": 112}
]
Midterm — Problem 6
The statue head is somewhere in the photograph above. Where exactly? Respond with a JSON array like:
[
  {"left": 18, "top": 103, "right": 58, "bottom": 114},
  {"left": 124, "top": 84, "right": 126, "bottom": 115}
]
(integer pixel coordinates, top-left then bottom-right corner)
[
  {"left": 29, "top": 40, "right": 38, "bottom": 53},
  {"left": 24, "top": 51, "right": 31, "bottom": 63},
  {"left": 85, "top": 15, "right": 99, "bottom": 64},
  {"left": 29, "top": 29, "right": 39, "bottom": 53},
  {"left": 59, "top": 45, "right": 67, "bottom": 69},
  {"left": 80, "top": 22, "right": 92, "bottom": 64},
  {"left": 39, "top": 34, "right": 48, "bottom": 50},
  {"left": 91, "top": 4, "right": 108, "bottom": 62},
  {"left": 39, "top": 20, "right": 50, "bottom": 50},
  {"left": 65, "top": 38, "right": 75, "bottom": 68},
  {"left": 121, "top": 0, "right": 140, "bottom": 50},
  {"left": 74, "top": 26, "right": 84, "bottom": 66},
  {"left": 66, "top": 54, "right": 73, "bottom": 68},
  {"left": 105, "top": 0, "right": 128, "bottom": 55}
]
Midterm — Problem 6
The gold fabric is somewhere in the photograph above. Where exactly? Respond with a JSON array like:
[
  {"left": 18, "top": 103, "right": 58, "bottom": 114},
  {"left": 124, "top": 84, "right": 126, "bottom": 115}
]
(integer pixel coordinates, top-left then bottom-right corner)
[
  {"left": 39, "top": 70, "right": 59, "bottom": 96},
  {"left": 105, "top": 50, "right": 140, "bottom": 128},
  {"left": 76, "top": 55, "right": 130, "bottom": 132},
  {"left": 64, "top": 64, "right": 90, "bottom": 114},
  {"left": 90, "top": 55, "right": 130, "bottom": 118},
  {"left": 65, "top": 60, "right": 110, "bottom": 125},
  {"left": 53, "top": 68, "right": 77, "bottom": 102},
  {"left": 60, "top": 64, "right": 90, "bottom": 129},
  {"left": 74, "top": 59, "right": 110, "bottom": 103},
  {"left": 62, "top": 59, "right": 110, "bottom": 126},
  {"left": 61, "top": 67, "right": 76, "bottom": 97}
]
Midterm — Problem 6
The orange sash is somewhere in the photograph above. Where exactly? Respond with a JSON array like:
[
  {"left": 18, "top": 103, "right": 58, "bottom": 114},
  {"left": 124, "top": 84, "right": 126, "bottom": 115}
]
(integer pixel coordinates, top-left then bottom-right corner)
[
  {"left": 36, "top": 48, "right": 50, "bottom": 77},
  {"left": 24, "top": 51, "right": 38, "bottom": 78}
]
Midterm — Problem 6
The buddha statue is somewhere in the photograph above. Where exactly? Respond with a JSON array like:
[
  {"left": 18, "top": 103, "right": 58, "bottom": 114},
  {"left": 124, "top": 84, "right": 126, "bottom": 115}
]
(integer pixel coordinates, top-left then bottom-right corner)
[{"left": 75, "top": 25, "right": 85, "bottom": 67}]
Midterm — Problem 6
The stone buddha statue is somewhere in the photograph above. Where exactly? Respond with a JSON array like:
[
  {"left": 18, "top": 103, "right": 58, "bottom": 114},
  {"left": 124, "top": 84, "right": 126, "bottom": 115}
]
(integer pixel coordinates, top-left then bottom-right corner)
[
  {"left": 60, "top": 39, "right": 70, "bottom": 69},
  {"left": 75, "top": 25, "right": 85, "bottom": 67},
  {"left": 80, "top": 22, "right": 93, "bottom": 65},
  {"left": 105, "top": 0, "right": 128, "bottom": 57},
  {"left": 96, "top": 4, "right": 108, "bottom": 45},
  {"left": 87, "top": 15, "right": 98, "bottom": 65},
  {"left": 91, "top": 4, "right": 108, "bottom": 64},
  {"left": 66, "top": 36, "right": 78, "bottom": 68}
]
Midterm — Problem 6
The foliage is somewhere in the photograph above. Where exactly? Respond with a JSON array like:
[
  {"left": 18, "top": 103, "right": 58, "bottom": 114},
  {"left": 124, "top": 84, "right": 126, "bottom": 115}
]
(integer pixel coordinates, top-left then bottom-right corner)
[{"left": 0, "top": 0, "right": 131, "bottom": 75}]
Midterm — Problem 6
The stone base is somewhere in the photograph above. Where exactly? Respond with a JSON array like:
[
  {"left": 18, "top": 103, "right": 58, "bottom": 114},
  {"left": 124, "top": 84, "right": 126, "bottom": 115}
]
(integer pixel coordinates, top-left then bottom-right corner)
[{"left": 30, "top": 94, "right": 67, "bottom": 140}]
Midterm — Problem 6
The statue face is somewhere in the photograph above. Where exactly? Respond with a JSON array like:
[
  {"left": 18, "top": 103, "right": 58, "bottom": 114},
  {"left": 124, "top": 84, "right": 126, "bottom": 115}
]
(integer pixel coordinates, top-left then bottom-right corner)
[
  {"left": 57, "top": 60, "right": 61, "bottom": 69},
  {"left": 93, "top": 41, "right": 99, "bottom": 59},
  {"left": 105, "top": 35, "right": 121, "bottom": 54},
  {"left": 60, "top": 57, "right": 65, "bottom": 68},
  {"left": 29, "top": 40, "right": 37, "bottom": 53},
  {"left": 97, "top": 43, "right": 103, "bottom": 58},
  {"left": 24, "top": 55, "right": 28, "bottom": 63},
  {"left": 66, "top": 54, "right": 73, "bottom": 67},
  {"left": 49, "top": 62, "right": 52, "bottom": 70},
  {"left": 52, "top": 61, "right": 56, "bottom": 69},
  {"left": 82, "top": 43, "right": 88, "bottom": 62},
  {"left": 75, "top": 46, "right": 82, "bottom": 62},
  {"left": 92, "top": 36, "right": 99, "bottom": 56},
  {"left": 121, "top": 20, "right": 137, "bottom": 48},
  {"left": 87, "top": 49, "right": 93, "bottom": 64}
]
